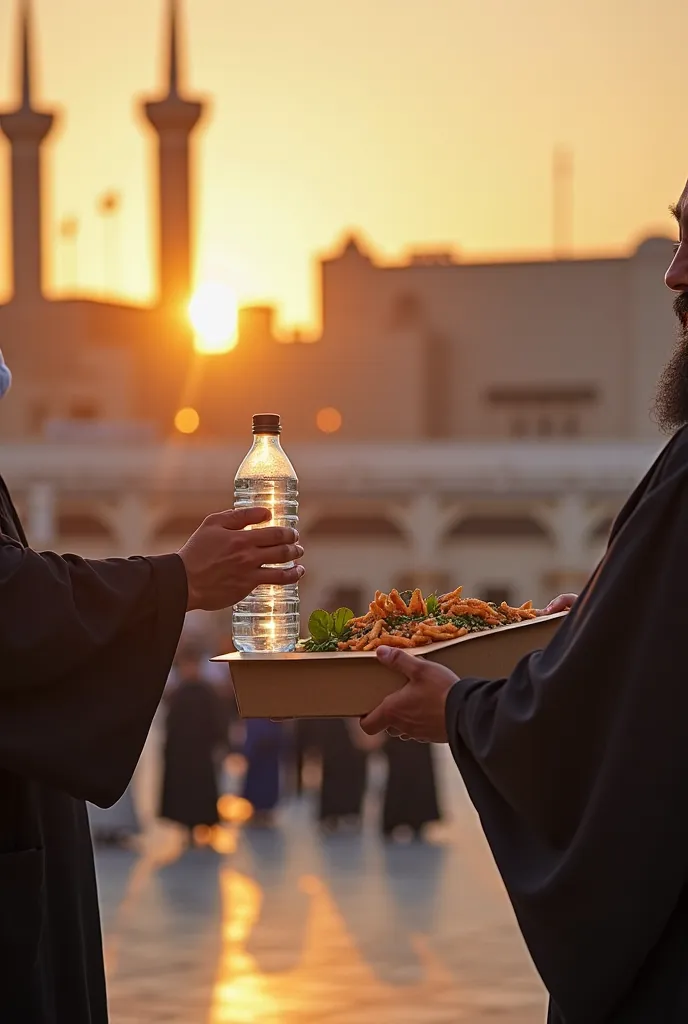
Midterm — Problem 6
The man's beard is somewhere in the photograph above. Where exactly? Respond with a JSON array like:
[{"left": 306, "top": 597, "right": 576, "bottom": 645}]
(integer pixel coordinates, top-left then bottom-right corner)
[{"left": 654, "top": 293, "right": 688, "bottom": 433}]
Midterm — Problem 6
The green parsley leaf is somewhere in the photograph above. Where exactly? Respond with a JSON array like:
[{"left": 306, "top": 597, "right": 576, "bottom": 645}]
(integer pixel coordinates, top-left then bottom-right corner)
[
  {"left": 308, "top": 609, "right": 333, "bottom": 642},
  {"left": 332, "top": 607, "right": 355, "bottom": 637}
]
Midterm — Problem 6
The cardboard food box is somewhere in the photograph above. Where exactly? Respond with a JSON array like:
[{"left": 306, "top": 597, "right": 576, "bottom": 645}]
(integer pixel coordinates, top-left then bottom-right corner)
[{"left": 213, "top": 611, "right": 567, "bottom": 719}]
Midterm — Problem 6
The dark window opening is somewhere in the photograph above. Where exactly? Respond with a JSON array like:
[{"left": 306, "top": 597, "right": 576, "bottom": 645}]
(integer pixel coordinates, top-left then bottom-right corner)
[
  {"left": 154, "top": 514, "right": 206, "bottom": 541},
  {"left": 510, "top": 418, "right": 528, "bottom": 437},
  {"left": 58, "top": 513, "right": 112, "bottom": 539},
  {"left": 322, "top": 585, "right": 365, "bottom": 616},
  {"left": 448, "top": 515, "right": 550, "bottom": 540},
  {"left": 307, "top": 516, "right": 404, "bottom": 539},
  {"left": 486, "top": 384, "right": 598, "bottom": 405},
  {"left": 29, "top": 402, "right": 49, "bottom": 437},
  {"left": 389, "top": 291, "right": 422, "bottom": 331},
  {"left": 480, "top": 585, "right": 514, "bottom": 607},
  {"left": 69, "top": 401, "right": 99, "bottom": 421}
]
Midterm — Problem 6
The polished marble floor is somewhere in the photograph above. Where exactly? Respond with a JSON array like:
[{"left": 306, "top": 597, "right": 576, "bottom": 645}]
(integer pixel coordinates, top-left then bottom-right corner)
[{"left": 96, "top": 740, "right": 546, "bottom": 1024}]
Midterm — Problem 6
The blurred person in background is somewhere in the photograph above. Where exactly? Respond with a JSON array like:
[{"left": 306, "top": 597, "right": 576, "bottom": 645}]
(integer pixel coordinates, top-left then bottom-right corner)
[
  {"left": 317, "top": 719, "right": 379, "bottom": 833},
  {"left": 381, "top": 735, "right": 441, "bottom": 841},
  {"left": 291, "top": 719, "right": 321, "bottom": 796},
  {"left": 209, "top": 632, "right": 240, "bottom": 753},
  {"left": 242, "top": 718, "right": 284, "bottom": 826},
  {"left": 159, "top": 644, "right": 227, "bottom": 842},
  {"left": 0, "top": 349, "right": 306, "bottom": 1024}
]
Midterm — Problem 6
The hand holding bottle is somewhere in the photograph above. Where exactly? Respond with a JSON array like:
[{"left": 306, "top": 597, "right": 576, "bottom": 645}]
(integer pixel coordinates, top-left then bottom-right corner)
[{"left": 178, "top": 507, "right": 304, "bottom": 612}]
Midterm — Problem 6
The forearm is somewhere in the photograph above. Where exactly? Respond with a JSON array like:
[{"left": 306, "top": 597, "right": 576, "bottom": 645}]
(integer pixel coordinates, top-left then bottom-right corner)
[
  {"left": 0, "top": 550, "right": 188, "bottom": 804},
  {"left": 0, "top": 537, "right": 186, "bottom": 690},
  {"left": 445, "top": 675, "right": 503, "bottom": 752}
]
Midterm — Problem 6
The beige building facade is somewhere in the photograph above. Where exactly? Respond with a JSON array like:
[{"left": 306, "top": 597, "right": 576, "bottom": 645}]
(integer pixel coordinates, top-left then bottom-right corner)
[{"left": 0, "top": 2, "right": 677, "bottom": 634}]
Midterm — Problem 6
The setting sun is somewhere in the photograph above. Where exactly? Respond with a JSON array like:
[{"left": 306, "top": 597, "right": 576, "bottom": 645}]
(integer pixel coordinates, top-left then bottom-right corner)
[{"left": 189, "top": 282, "right": 238, "bottom": 354}]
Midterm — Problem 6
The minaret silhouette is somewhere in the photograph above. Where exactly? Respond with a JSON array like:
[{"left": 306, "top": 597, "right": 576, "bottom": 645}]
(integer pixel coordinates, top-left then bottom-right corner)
[
  {"left": 0, "top": 0, "right": 56, "bottom": 303},
  {"left": 142, "top": 0, "right": 205, "bottom": 312}
]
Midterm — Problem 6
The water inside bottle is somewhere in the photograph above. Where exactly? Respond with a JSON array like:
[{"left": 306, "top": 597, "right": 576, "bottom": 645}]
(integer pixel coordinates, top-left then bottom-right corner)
[{"left": 232, "top": 475, "right": 300, "bottom": 652}]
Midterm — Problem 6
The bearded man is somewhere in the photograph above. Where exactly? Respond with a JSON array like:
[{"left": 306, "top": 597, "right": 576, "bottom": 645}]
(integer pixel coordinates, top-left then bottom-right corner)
[{"left": 361, "top": 192, "right": 688, "bottom": 1024}]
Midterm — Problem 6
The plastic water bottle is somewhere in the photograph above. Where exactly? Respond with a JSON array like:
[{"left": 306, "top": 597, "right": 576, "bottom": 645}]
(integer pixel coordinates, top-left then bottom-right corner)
[{"left": 232, "top": 413, "right": 300, "bottom": 652}]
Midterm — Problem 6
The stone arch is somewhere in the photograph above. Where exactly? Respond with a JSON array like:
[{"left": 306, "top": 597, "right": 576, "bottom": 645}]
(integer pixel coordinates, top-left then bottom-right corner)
[
  {"left": 588, "top": 515, "right": 615, "bottom": 544},
  {"left": 154, "top": 513, "right": 206, "bottom": 542},
  {"left": 57, "top": 512, "right": 114, "bottom": 541}
]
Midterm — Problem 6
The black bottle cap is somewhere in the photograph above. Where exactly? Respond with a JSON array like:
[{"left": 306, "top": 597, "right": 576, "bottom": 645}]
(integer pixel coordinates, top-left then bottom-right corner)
[{"left": 252, "top": 413, "right": 281, "bottom": 435}]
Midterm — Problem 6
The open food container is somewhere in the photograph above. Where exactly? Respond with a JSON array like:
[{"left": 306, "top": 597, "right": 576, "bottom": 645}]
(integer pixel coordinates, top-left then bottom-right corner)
[{"left": 213, "top": 611, "right": 567, "bottom": 719}]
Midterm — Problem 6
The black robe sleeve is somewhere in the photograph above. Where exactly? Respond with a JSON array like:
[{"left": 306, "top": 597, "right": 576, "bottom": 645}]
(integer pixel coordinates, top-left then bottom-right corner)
[
  {"left": 445, "top": 441, "right": 688, "bottom": 1023},
  {"left": 0, "top": 535, "right": 188, "bottom": 807}
]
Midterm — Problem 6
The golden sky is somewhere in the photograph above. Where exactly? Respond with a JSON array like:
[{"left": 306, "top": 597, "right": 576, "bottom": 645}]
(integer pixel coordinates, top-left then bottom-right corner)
[{"left": 0, "top": 0, "right": 684, "bottom": 329}]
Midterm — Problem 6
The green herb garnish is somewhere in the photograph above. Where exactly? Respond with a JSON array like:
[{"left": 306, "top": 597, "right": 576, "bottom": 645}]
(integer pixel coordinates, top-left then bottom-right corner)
[
  {"left": 303, "top": 607, "right": 355, "bottom": 652},
  {"left": 450, "top": 614, "right": 496, "bottom": 631}
]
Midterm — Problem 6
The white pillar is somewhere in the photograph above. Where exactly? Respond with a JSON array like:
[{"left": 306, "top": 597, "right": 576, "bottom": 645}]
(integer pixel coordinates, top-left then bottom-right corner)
[
  {"left": 26, "top": 481, "right": 55, "bottom": 548},
  {"left": 389, "top": 494, "right": 463, "bottom": 591},
  {"left": 99, "top": 493, "right": 154, "bottom": 553},
  {"left": 533, "top": 493, "right": 602, "bottom": 594}
]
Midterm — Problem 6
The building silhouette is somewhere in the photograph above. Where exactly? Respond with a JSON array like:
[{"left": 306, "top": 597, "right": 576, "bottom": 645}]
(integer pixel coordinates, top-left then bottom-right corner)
[
  {"left": 0, "top": 0, "right": 202, "bottom": 441},
  {"left": 143, "top": 0, "right": 204, "bottom": 313}
]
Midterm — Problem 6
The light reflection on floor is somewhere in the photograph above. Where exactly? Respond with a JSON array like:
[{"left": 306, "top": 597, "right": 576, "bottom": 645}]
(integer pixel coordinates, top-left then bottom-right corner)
[
  {"left": 98, "top": 743, "right": 546, "bottom": 1024},
  {"left": 208, "top": 868, "right": 458, "bottom": 1024}
]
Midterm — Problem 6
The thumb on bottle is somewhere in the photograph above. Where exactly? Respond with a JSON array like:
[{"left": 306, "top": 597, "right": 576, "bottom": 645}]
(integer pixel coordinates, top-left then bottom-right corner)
[{"left": 215, "top": 507, "right": 272, "bottom": 530}]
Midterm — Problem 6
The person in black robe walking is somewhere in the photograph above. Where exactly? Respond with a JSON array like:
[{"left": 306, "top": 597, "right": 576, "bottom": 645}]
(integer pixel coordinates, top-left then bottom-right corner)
[
  {"left": 359, "top": 182, "right": 688, "bottom": 1024},
  {"left": 381, "top": 736, "right": 441, "bottom": 840},
  {"left": 317, "top": 719, "right": 377, "bottom": 832},
  {"left": 160, "top": 647, "right": 226, "bottom": 837},
  {"left": 0, "top": 347, "right": 305, "bottom": 1021}
]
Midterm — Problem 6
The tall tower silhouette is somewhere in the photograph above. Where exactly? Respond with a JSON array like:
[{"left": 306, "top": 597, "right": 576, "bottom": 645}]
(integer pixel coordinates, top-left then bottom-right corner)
[
  {"left": 0, "top": 0, "right": 56, "bottom": 303},
  {"left": 142, "top": 0, "right": 205, "bottom": 312}
]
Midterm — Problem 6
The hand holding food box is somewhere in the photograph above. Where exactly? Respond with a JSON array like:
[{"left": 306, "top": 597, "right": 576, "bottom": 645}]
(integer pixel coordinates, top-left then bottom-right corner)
[{"left": 216, "top": 584, "right": 566, "bottom": 719}]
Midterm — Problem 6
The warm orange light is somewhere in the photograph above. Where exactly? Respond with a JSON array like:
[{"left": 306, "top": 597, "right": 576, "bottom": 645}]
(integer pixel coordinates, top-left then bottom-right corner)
[
  {"left": 316, "top": 406, "right": 343, "bottom": 433},
  {"left": 217, "top": 793, "right": 254, "bottom": 824},
  {"left": 175, "top": 406, "right": 200, "bottom": 434},
  {"left": 192, "top": 824, "right": 213, "bottom": 846},
  {"left": 210, "top": 826, "right": 237, "bottom": 855},
  {"left": 189, "top": 282, "right": 238, "bottom": 354}
]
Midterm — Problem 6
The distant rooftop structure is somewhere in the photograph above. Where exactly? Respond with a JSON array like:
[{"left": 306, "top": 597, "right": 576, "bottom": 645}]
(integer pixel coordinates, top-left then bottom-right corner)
[{"left": 407, "top": 250, "right": 459, "bottom": 266}]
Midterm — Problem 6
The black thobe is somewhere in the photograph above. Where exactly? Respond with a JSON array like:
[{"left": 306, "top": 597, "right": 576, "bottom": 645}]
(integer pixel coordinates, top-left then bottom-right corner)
[
  {"left": 318, "top": 719, "right": 368, "bottom": 822},
  {"left": 446, "top": 426, "right": 688, "bottom": 1024},
  {"left": 160, "top": 678, "right": 224, "bottom": 830},
  {"left": 382, "top": 737, "right": 441, "bottom": 836},
  {"left": 0, "top": 475, "right": 187, "bottom": 1022}
]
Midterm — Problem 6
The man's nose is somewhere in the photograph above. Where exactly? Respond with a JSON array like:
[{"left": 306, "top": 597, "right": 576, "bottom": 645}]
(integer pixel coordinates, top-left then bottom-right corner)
[{"left": 665, "top": 245, "right": 688, "bottom": 291}]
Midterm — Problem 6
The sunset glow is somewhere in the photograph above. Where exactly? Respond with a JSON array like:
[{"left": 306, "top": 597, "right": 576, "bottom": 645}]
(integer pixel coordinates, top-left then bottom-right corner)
[
  {"left": 0, "top": 0, "right": 682, "bottom": 328},
  {"left": 189, "top": 282, "right": 238, "bottom": 354}
]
